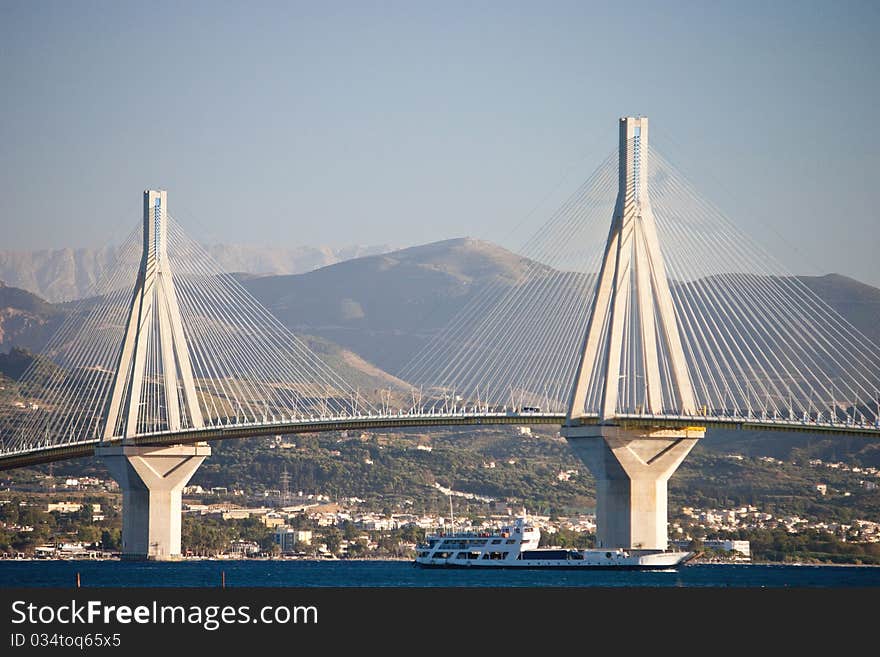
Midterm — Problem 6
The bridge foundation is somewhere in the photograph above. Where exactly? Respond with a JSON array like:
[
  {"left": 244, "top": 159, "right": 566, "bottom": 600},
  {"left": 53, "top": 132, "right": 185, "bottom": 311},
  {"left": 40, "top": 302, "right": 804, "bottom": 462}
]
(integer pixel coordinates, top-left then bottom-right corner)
[
  {"left": 562, "top": 425, "right": 704, "bottom": 550},
  {"left": 98, "top": 444, "right": 210, "bottom": 560}
]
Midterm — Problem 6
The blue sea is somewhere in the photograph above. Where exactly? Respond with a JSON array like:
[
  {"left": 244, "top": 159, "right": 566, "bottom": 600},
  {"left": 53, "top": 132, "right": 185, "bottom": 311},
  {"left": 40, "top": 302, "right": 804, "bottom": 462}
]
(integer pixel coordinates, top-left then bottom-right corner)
[{"left": 1, "top": 560, "right": 879, "bottom": 587}]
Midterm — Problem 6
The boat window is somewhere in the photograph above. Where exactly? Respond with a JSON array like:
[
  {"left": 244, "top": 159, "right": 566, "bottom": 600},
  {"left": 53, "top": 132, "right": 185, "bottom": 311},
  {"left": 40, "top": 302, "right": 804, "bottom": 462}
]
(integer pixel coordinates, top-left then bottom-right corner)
[
  {"left": 491, "top": 539, "right": 501, "bottom": 544},
  {"left": 505, "top": 539, "right": 516, "bottom": 544},
  {"left": 522, "top": 549, "right": 568, "bottom": 560}
]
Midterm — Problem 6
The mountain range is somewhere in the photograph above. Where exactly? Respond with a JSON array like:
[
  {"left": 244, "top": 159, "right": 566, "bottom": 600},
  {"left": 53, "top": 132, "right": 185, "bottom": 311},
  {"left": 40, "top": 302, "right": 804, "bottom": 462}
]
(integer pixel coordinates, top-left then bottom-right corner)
[
  {"left": 2, "top": 237, "right": 879, "bottom": 407},
  {"left": 0, "top": 243, "right": 393, "bottom": 302},
  {"left": 243, "top": 238, "right": 538, "bottom": 375},
  {"left": 244, "top": 241, "right": 880, "bottom": 378}
]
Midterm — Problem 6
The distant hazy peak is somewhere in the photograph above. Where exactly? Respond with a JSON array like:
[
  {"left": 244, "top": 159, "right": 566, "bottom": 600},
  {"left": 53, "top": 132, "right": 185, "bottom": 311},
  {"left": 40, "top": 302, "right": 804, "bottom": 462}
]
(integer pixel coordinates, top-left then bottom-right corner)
[
  {"left": 343, "top": 237, "right": 535, "bottom": 282},
  {"left": 0, "top": 243, "right": 395, "bottom": 302}
]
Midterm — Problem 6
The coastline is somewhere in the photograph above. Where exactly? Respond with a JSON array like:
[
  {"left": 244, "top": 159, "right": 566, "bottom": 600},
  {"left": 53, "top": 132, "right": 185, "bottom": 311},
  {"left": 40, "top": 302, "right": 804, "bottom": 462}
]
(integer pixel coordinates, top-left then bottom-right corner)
[{"left": 2, "top": 555, "right": 880, "bottom": 567}]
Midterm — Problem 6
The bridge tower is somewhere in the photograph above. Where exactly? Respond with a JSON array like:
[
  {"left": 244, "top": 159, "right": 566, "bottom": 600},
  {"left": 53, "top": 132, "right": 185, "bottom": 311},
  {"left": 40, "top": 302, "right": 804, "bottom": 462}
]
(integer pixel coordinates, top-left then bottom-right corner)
[
  {"left": 562, "top": 117, "right": 704, "bottom": 551},
  {"left": 96, "top": 190, "right": 210, "bottom": 561}
]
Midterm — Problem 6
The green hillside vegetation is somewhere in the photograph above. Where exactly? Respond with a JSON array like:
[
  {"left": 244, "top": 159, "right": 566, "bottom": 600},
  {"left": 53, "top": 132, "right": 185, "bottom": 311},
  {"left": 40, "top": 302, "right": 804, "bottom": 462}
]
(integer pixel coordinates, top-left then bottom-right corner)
[
  {"left": 672, "top": 448, "right": 880, "bottom": 523},
  {"left": 8, "top": 423, "right": 880, "bottom": 524},
  {"left": 185, "top": 427, "right": 880, "bottom": 525},
  {"left": 703, "top": 429, "right": 880, "bottom": 468},
  {"left": 193, "top": 427, "right": 591, "bottom": 515}
]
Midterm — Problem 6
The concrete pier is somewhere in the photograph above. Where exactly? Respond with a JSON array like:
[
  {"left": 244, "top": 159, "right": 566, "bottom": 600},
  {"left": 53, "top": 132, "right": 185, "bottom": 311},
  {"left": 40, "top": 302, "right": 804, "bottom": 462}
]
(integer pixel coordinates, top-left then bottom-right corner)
[
  {"left": 563, "top": 425, "right": 704, "bottom": 549},
  {"left": 98, "top": 443, "right": 210, "bottom": 560}
]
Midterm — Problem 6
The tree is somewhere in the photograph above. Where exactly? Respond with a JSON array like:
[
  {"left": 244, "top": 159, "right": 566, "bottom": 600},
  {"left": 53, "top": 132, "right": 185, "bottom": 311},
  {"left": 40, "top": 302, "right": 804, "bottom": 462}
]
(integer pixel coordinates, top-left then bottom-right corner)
[
  {"left": 399, "top": 525, "right": 424, "bottom": 544},
  {"left": 340, "top": 520, "right": 358, "bottom": 541},
  {"left": 0, "top": 499, "right": 19, "bottom": 525},
  {"left": 346, "top": 539, "right": 369, "bottom": 558},
  {"left": 101, "top": 529, "right": 121, "bottom": 550},
  {"left": 324, "top": 528, "right": 342, "bottom": 555},
  {"left": 77, "top": 526, "right": 100, "bottom": 545}
]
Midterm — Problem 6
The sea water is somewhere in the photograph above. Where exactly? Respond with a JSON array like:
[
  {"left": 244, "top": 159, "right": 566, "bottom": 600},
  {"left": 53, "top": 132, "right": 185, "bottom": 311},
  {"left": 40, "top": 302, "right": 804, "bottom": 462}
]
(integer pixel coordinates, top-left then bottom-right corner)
[{"left": 2, "top": 560, "right": 879, "bottom": 588}]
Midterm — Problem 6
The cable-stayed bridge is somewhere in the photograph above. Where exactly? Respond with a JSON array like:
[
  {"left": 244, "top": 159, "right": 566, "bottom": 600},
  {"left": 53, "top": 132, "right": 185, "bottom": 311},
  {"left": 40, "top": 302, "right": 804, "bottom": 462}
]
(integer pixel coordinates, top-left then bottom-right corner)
[{"left": 2, "top": 117, "right": 878, "bottom": 559}]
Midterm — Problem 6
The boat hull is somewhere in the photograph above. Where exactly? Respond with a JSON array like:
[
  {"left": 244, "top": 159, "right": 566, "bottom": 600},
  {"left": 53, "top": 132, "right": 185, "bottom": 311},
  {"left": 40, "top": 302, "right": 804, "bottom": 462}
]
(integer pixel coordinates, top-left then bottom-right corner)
[
  {"left": 414, "top": 562, "right": 685, "bottom": 570},
  {"left": 415, "top": 551, "right": 693, "bottom": 570}
]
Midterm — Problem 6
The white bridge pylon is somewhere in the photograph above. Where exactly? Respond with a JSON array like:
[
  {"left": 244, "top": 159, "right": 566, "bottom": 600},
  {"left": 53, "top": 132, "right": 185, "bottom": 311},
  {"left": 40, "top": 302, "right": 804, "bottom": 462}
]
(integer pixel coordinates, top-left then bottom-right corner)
[
  {"left": 98, "top": 190, "right": 209, "bottom": 561},
  {"left": 104, "top": 190, "right": 204, "bottom": 439},
  {"left": 568, "top": 117, "right": 694, "bottom": 422},
  {"left": 563, "top": 117, "right": 704, "bottom": 552}
]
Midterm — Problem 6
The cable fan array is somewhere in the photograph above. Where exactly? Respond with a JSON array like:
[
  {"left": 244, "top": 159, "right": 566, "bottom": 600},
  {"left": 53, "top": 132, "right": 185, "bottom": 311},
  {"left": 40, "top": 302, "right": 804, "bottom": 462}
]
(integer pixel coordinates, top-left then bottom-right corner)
[
  {"left": 399, "top": 149, "right": 619, "bottom": 412},
  {"left": 648, "top": 146, "right": 880, "bottom": 425},
  {"left": 1, "top": 216, "right": 377, "bottom": 455},
  {"left": 399, "top": 141, "right": 880, "bottom": 427},
  {"left": 2, "top": 134, "right": 879, "bottom": 459}
]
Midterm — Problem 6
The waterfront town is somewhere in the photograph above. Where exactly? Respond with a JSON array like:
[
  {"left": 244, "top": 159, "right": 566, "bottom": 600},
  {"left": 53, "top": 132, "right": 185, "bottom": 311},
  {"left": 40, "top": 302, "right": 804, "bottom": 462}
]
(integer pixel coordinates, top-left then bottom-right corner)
[{"left": 2, "top": 451, "right": 879, "bottom": 563}]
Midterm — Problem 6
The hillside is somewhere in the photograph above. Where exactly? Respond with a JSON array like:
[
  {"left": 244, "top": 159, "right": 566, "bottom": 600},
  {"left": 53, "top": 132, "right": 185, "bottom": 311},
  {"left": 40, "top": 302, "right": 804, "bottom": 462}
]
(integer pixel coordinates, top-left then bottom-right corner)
[
  {"left": 243, "top": 237, "right": 550, "bottom": 373},
  {"left": 0, "top": 281, "right": 64, "bottom": 351},
  {"left": 798, "top": 273, "right": 880, "bottom": 345},
  {"left": 242, "top": 241, "right": 880, "bottom": 375}
]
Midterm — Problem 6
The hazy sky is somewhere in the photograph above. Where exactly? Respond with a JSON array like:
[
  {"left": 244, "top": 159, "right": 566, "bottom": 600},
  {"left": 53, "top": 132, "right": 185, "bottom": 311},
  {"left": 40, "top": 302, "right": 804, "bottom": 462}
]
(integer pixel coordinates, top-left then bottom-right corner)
[{"left": 1, "top": 1, "right": 878, "bottom": 285}]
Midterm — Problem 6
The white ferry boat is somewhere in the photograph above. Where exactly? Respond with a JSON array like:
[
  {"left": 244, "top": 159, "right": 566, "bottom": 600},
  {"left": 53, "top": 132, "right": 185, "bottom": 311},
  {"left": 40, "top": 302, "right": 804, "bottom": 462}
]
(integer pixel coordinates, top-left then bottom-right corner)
[{"left": 415, "top": 517, "right": 692, "bottom": 569}]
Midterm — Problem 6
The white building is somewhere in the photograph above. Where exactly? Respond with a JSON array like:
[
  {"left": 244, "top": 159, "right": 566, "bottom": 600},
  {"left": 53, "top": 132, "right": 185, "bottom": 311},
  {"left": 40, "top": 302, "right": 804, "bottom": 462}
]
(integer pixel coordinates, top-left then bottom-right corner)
[
  {"left": 274, "top": 527, "right": 312, "bottom": 553},
  {"left": 229, "top": 540, "right": 261, "bottom": 556},
  {"left": 46, "top": 502, "right": 82, "bottom": 514},
  {"left": 275, "top": 527, "right": 297, "bottom": 553}
]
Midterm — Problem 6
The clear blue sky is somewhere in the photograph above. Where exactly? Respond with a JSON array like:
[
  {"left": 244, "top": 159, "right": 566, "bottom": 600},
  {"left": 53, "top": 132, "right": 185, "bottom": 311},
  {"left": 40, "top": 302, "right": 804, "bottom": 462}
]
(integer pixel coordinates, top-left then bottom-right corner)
[{"left": 1, "top": 1, "right": 878, "bottom": 285}]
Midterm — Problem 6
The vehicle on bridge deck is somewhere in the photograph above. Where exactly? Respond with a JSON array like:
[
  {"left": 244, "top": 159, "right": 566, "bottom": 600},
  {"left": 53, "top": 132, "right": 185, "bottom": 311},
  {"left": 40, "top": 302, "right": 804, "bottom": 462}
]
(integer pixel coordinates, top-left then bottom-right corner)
[{"left": 414, "top": 517, "right": 692, "bottom": 569}]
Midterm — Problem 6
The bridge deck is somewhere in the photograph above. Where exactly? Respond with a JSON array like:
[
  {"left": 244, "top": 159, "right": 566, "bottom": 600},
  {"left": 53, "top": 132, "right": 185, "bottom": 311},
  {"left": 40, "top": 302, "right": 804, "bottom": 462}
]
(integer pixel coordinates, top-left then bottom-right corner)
[{"left": 2, "top": 411, "right": 879, "bottom": 470}]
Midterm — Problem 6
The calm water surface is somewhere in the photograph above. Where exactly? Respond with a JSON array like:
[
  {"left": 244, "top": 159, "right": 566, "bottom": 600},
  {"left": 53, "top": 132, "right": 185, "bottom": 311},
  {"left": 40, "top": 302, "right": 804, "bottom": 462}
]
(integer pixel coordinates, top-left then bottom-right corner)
[{"left": 1, "top": 560, "right": 879, "bottom": 587}]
